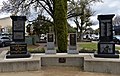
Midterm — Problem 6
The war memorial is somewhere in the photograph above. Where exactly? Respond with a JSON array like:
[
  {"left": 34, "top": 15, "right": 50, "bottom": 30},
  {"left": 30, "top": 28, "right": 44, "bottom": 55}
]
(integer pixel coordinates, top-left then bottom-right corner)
[
  {"left": 6, "top": 16, "right": 31, "bottom": 58},
  {"left": 0, "top": 14, "right": 119, "bottom": 75}
]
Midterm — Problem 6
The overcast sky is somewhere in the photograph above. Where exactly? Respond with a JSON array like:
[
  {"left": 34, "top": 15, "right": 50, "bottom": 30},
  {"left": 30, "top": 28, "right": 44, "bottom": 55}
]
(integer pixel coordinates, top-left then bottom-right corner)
[
  {"left": 90, "top": 0, "right": 120, "bottom": 29},
  {"left": 0, "top": 0, "right": 120, "bottom": 29},
  {"left": 0, "top": 0, "right": 11, "bottom": 18}
]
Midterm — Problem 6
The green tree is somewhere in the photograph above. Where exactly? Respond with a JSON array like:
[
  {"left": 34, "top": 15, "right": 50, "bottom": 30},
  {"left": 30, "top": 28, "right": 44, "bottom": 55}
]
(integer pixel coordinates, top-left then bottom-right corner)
[
  {"left": 68, "top": 0, "right": 102, "bottom": 41},
  {"left": 68, "top": 24, "right": 76, "bottom": 33},
  {"left": 7, "top": 26, "right": 12, "bottom": 34},
  {"left": 94, "top": 28, "right": 99, "bottom": 35},
  {"left": 113, "top": 15, "right": 120, "bottom": 26},
  {"left": 26, "top": 24, "right": 32, "bottom": 35},
  {"left": 54, "top": 0, "right": 68, "bottom": 52},
  {"left": 1, "top": 0, "right": 102, "bottom": 52},
  {"left": 1, "top": 0, "right": 68, "bottom": 52},
  {"left": 32, "top": 16, "right": 51, "bottom": 34}
]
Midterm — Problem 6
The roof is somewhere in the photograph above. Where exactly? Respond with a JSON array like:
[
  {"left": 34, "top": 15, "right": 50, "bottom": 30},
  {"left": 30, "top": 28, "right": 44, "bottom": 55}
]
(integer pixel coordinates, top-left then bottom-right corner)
[{"left": 0, "top": 17, "right": 10, "bottom": 20}]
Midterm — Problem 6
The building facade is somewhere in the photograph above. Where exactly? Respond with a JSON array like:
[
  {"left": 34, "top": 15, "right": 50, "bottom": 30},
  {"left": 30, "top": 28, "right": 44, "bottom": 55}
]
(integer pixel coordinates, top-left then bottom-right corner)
[{"left": 0, "top": 17, "right": 12, "bottom": 34}]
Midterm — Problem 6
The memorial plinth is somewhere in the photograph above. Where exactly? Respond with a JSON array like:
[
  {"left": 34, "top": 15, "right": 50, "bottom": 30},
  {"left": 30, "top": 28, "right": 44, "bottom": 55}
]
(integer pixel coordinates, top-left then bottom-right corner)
[
  {"left": 45, "top": 33, "right": 56, "bottom": 54},
  {"left": 94, "top": 42, "right": 119, "bottom": 58},
  {"left": 6, "top": 16, "right": 31, "bottom": 58},
  {"left": 94, "top": 14, "right": 119, "bottom": 58},
  {"left": 68, "top": 33, "right": 78, "bottom": 54}
]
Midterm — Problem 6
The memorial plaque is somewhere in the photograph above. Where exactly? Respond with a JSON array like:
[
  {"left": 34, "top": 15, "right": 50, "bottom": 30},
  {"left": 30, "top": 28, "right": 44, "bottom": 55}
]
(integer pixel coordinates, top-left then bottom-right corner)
[
  {"left": 59, "top": 58, "right": 66, "bottom": 63},
  {"left": 11, "top": 16, "right": 26, "bottom": 42},
  {"left": 48, "top": 33, "right": 54, "bottom": 42},
  {"left": 70, "top": 34, "right": 76, "bottom": 46},
  {"left": 107, "top": 22, "right": 112, "bottom": 36},
  {"left": 98, "top": 43, "right": 114, "bottom": 54},
  {"left": 13, "top": 21, "right": 24, "bottom": 31},
  {"left": 100, "top": 22, "right": 106, "bottom": 36},
  {"left": 68, "top": 33, "right": 78, "bottom": 54},
  {"left": 10, "top": 43, "right": 27, "bottom": 54},
  {"left": 46, "top": 33, "right": 56, "bottom": 54},
  {"left": 99, "top": 16, "right": 113, "bottom": 42},
  {"left": 13, "top": 32, "right": 24, "bottom": 40}
]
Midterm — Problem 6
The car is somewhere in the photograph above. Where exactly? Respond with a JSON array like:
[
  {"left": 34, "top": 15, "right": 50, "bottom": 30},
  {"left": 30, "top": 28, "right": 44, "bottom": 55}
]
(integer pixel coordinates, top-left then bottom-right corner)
[
  {"left": 91, "top": 34, "right": 99, "bottom": 41},
  {"left": 40, "top": 34, "right": 47, "bottom": 40},
  {"left": 0, "top": 36, "right": 12, "bottom": 47},
  {"left": 83, "top": 34, "right": 92, "bottom": 40},
  {"left": 113, "top": 35, "right": 120, "bottom": 44}
]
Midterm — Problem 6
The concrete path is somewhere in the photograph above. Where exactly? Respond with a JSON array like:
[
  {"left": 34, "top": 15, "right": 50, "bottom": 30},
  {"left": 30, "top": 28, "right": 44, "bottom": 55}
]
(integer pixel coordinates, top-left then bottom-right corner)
[
  {"left": 0, "top": 66, "right": 119, "bottom": 76},
  {"left": 0, "top": 50, "right": 7, "bottom": 60}
]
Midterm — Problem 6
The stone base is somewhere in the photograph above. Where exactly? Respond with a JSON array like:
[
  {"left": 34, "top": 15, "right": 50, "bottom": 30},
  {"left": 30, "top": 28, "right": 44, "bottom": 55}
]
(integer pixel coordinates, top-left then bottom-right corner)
[
  {"left": 67, "top": 50, "right": 79, "bottom": 54},
  {"left": 45, "top": 50, "right": 56, "bottom": 54},
  {"left": 94, "top": 53, "right": 119, "bottom": 58},
  {"left": 41, "top": 57, "right": 84, "bottom": 67},
  {"left": 6, "top": 52, "right": 31, "bottom": 58}
]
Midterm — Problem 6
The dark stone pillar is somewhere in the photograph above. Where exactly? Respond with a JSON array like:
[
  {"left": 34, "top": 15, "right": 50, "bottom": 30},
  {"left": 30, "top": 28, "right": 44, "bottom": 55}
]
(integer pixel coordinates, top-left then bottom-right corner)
[
  {"left": 6, "top": 16, "right": 31, "bottom": 58},
  {"left": 94, "top": 14, "right": 119, "bottom": 58}
]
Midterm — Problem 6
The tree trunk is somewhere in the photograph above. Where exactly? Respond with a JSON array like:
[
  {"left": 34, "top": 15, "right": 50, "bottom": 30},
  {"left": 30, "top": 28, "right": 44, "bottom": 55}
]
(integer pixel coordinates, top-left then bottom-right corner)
[
  {"left": 54, "top": 0, "right": 68, "bottom": 52},
  {"left": 79, "top": 20, "right": 84, "bottom": 41},
  {"left": 79, "top": 4, "right": 85, "bottom": 41}
]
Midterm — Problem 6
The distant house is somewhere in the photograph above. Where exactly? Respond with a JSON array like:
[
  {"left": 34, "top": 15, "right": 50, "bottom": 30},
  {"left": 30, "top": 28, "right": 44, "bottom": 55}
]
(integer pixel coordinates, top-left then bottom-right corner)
[{"left": 0, "top": 17, "right": 12, "bottom": 34}]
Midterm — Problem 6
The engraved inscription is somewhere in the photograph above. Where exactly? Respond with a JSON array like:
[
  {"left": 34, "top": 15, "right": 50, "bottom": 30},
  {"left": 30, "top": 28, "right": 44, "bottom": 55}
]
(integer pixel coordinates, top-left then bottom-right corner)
[
  {"left": 70, "top": 34, "right": 76, "bottom": 46},
  {"left": 48, "top": 34, "right": 54, "bottom": 42},
  {"left": 107, "top": 22, "right": 112, "bottom": 36},
  {"left": 14, "top": 21, "right": 24, "bottom": 31},
  {"left": 13, "top": 32, "right": 24, "bottom": 40},
  {"left": 100, "top": 44, "right": 113, "bottom": 54},
  {"left": 59, "top": 58, "right": 66, "bottom": 63},
  {"left": 10, "top": 44, "right": 27, "bottom": 54},
  {"left": 101, "top": 22, "right": 106, "bottom": 36}
]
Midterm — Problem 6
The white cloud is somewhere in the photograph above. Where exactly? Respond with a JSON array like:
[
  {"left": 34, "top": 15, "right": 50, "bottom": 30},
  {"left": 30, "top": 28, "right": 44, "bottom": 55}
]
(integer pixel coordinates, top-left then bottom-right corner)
[
  {"left": 0, "top": 13, "right": 11, "bottom": 18},
  {"left": 0, "top": 0, "right": 7, "bottom": 6},
  {"left": 91, "top": 0, "right": 120, "bottom": 15},
  {"left": 90, "top": 0, "right": 120, "bottom": 29},
  {"left": 90, "top": 24, "right": 99, "bottom": 30},
  {"left": 0, "top": 0, "right": 11, "bottom": 18},
  {"left": 90, "top": 16, "right": 98, "bottom": 23}
]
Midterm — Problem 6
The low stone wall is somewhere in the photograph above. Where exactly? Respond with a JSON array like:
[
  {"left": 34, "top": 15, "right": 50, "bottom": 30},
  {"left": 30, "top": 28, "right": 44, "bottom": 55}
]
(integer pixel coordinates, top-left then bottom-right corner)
[
  {"left": 41, "top": 57, "right": 84, "bottom": 68},
  {"left": 84, "top": 57, "right": 120, "bottom": 74},
  {"left": 0, "top": 55, "right": 41, "bottom": 72},
  {"left": 0, "top": 52, "right": 120, "bottom": 75}
]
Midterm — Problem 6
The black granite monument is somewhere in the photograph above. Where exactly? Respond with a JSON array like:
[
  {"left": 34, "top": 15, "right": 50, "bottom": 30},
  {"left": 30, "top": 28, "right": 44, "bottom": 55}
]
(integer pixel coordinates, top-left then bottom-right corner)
[
  {"left": 68, "top": 33, "right": 78, "bottom": 54},
  {"left": 70, "top": 34, "right": 76, "bottom": 46},
  {"left": 6, "top": 16, "right": 31, "bottom": 58},
  {"left": 94, "top": 14, "right": 119, "bottom": 58}
]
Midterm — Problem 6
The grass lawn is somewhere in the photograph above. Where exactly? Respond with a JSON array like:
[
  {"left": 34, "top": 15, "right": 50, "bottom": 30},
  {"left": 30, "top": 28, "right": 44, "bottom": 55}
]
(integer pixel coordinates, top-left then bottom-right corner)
[
  {"left": 78, "top": 42, "right": 97, "bottom": 51},
  {"left": 27, "top": 42, "right": 120, "bottom": 53},
  {"left": 27, "top": 44, "right": 46, "bottom": 53},
  {"left": 115, "top": 46, "right": 120, "bottom": 51},
  {"left": 27, "top": 45, "right": 39, "bottom": 49},
  {"left": 78, "top": 42, "right": 120, "bottom": 52}
]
